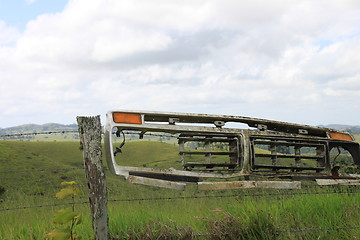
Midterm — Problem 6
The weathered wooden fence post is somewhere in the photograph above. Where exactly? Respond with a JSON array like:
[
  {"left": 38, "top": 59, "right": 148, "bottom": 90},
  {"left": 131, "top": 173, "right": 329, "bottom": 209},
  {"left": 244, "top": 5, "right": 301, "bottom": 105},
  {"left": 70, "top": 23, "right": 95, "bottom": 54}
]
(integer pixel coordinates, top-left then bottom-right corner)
[{"left": 77, "top": 115, "right": 110, "bottom": 240}]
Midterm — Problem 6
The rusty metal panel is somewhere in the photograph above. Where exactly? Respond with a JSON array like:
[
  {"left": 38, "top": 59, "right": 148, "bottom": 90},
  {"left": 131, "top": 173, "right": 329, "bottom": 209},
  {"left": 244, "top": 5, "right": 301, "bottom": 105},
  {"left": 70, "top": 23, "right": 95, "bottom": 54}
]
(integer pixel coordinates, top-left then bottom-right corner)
[
  {"left": 251, "top": 136, "right": 329, "bottom": 172},
  {"left": 316, "top": 179, "right": 360, "bottom": 186},
  {"left": 256, "top": 181, "right": 301, "bottom": 189},
  {"left": 197, "top": 180, "right": 301, "bottom": 190},
  {"left": 127, "top": 175, "right": 186, "bottom": 190},
  {"left": 110, "top": 110, "right": 337, "bottom": 137},
  {"left": 104, "top": 110, "right": 360, "bottom": 190},
  {"left": 121, "top": 166, "right": 248, "bottom": 179},
  {"left": 179, "top": 133, "right": 240, "bottom": 172}
]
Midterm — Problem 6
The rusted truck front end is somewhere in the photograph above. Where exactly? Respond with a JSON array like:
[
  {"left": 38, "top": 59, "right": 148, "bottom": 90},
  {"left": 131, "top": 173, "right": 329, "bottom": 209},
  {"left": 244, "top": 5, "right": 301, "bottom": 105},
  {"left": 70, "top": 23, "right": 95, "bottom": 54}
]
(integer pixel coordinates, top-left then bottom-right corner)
[{"left": 104, "top": 110, "right": 360, "bottom": 190}]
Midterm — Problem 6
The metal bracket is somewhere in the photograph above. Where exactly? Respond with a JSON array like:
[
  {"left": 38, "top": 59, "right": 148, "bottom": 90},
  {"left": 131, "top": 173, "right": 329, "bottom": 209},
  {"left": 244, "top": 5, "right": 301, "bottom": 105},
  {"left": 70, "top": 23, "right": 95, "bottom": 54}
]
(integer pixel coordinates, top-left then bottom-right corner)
[
  {"left": 255, "top": 124, "right": 267, "bottom": 131},
  {"left": 214, "top": 121, "right": 225, "bottom": 128},
  {"left": 299, "top": 129, "right": 309, "bottom": 134},
  {"left": 169, "top": 117, "right": 180, "bottom": 125}
]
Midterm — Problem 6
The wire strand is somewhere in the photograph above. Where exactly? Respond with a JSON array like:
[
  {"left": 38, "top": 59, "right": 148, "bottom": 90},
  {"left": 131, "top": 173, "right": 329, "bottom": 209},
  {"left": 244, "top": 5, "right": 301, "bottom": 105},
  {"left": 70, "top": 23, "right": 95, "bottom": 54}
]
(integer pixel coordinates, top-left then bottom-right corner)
[
  {"left": 0, "top": 167, "right": 83, "bottom": 174},
  {"left": 0, "top": 201, "right": 88, "bottom": 212},
  {"left": 1, "top": 190, "right": 358, "bottom": 212},
  {"left": 280, "top": 226, "right": 360, "bottom": 232},
  {"left": 0, "top": 130, "right": 78, "bottom": 138},
  {"left": 107, "top": 190, "right": 360, "bottom": 203}
]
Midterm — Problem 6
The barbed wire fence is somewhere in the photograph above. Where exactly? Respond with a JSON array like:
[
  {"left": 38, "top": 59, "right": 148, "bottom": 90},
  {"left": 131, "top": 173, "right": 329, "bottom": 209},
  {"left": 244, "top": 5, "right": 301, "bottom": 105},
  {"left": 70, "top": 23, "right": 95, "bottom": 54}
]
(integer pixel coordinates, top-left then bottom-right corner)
[{"left": 1, "top": 128, "right": 360, "bottom": 238}]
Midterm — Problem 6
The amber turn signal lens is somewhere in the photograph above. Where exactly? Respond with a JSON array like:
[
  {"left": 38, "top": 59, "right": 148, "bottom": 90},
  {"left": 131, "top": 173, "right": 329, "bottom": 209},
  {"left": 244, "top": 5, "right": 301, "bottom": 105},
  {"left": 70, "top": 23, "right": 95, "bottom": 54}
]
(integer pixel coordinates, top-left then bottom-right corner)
[
  {"left": 328, "top": 132, "right": 354, "bottom": 141},
  {"left": 113, "top": 112, "right": 142, "bottom": 124}
]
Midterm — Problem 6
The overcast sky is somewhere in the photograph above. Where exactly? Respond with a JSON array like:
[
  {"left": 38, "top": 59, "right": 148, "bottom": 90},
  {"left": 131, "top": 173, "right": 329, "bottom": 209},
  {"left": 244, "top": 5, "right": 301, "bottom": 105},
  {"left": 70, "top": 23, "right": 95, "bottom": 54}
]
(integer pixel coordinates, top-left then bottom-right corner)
[{"left": 0, "top": 0, "right": 360, "bottom": 128}]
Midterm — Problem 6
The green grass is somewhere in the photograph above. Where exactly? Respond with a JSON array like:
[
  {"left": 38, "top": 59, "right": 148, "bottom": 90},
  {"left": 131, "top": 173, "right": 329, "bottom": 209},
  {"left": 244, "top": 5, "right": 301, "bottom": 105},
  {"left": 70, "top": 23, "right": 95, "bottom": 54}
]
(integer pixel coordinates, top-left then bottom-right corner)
[
  {"left": 116, "top": 141, "right": 182, "bottom": 169},
  {"left": 0, "top": 140, "right": 360, "bottom": 239}
]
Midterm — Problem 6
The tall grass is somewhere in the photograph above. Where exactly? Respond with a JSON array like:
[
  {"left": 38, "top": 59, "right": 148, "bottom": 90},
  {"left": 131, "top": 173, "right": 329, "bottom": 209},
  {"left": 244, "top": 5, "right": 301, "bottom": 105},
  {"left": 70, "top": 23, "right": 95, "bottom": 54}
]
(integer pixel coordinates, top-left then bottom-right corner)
[
  {"left": 1, "top": 178, "right": 360, "bottom": 239},
  {"left": 107, "top": 186, "right": 360, "bottom": 239},
  {"left": 0, "top": 141, "right": 359, "bottom": 239}
]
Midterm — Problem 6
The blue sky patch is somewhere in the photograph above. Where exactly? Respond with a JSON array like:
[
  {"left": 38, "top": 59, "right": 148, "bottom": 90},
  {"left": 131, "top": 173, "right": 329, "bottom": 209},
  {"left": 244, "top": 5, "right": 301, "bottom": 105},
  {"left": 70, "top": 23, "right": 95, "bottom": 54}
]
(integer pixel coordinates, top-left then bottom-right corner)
[{"left": 0, "top": 0, "right": 68, "bottom": 30}]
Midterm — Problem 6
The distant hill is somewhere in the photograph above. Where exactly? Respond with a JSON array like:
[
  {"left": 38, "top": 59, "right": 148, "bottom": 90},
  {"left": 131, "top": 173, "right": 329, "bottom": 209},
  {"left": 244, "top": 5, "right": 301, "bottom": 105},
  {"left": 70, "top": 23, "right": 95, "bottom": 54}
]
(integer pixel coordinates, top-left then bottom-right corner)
[
  {"left": 1, "top": 122, "right": 359, "bottom": 139},
  {"left": 0, "top": 123, "right": 78, "bottom": 133},
  {"left": 0, "top": 123, "right": 79, "bottom": 141},
  {"left": 318, "top": 124, "right": 360, "bottom": 134},
  {"left": 342, "top": 126, "right": 360, "bottom": 134}
]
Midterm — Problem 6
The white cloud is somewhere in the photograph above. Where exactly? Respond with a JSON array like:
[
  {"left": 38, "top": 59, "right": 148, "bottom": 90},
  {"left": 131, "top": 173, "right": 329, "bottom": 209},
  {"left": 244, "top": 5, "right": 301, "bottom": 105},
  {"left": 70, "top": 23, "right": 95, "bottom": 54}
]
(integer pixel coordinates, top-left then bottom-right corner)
[
  {"left": 0, "top": 21, "right": 20, "bottom": 46},
  {"left": 1, "top": 0, "right": 360, "bottom": 127},
  {"left": 91, "top": 31, "right": 172, "bottom": 62},
  {"left": 26, "top": 0, "right": 37, "bottom": 4},
  {"left": 323, "top": 88, "right": 342, "bottom": 97}
]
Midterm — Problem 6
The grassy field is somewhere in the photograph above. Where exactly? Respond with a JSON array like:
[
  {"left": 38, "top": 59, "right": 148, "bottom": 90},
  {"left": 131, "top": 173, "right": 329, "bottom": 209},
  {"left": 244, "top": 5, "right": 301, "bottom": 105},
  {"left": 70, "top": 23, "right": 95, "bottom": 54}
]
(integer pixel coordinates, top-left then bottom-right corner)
[{"left": 0, "top": 140, "right": 359, "bottom": 239}]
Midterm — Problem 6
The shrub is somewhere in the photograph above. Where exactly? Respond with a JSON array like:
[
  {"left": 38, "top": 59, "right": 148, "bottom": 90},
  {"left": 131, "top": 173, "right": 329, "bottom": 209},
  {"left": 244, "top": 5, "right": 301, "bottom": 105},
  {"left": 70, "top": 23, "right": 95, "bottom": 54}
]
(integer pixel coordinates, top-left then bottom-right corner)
[
  {"left": 114, "top": 221, "right": 193, "bottom": 240},
  {"left": 45, "top": 181, "right": 82, "bottom": 240},
  {"left": 206, "top": 210, "right": 278, "bottom": 240},
  {"left": 0, "top": 186, "right": 5, "bottom": 199}
]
